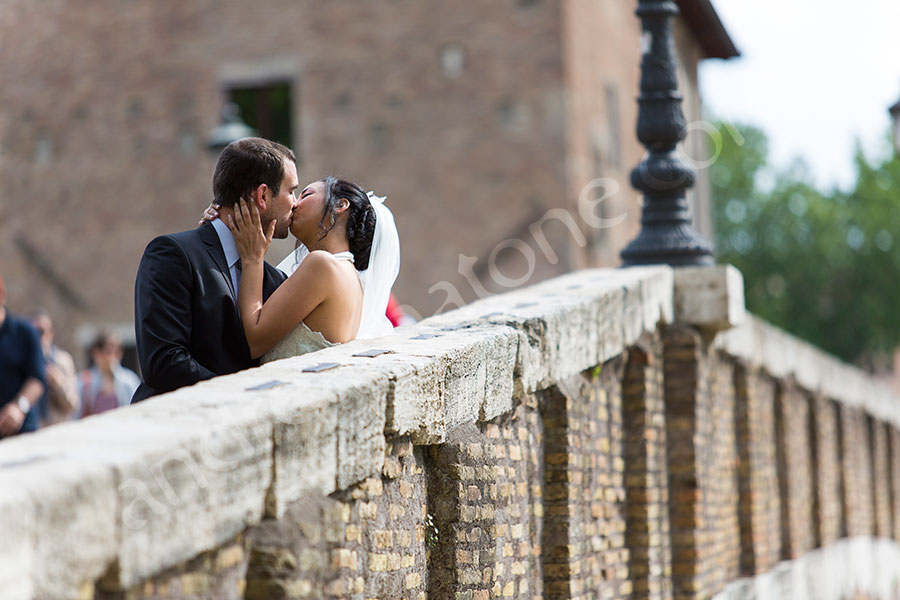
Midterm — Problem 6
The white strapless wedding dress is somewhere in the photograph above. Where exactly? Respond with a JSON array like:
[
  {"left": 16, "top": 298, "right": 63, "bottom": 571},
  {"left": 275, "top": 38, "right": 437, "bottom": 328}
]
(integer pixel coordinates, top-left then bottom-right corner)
[
  {"left": 261, "top": 321, "right": 336, "bottom": 364},
  {"left": 261, "top": 250, "right": 353, "bottom": 364}
]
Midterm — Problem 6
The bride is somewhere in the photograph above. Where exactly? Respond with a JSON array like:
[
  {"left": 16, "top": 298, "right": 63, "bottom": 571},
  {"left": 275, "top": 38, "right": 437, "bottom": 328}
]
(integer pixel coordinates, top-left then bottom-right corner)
[{"left": 215, "top": 176, "right": 400, "bottom": 362}]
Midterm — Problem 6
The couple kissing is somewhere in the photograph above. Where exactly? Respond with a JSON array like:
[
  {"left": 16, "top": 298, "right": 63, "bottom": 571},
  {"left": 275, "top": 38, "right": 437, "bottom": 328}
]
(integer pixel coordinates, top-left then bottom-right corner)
[{"left": 131, "top": 137, "right": 400, "bottom": 403}]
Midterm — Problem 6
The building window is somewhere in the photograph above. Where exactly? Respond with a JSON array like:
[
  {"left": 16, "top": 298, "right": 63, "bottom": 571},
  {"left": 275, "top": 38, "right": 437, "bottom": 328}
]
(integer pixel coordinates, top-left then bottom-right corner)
[
  {"left": 440, "top": 44, "right": 466, "bottom": 78},
  {"left": 227, "top": 82, "right": 294, "bottom": 148},
  {"left": 334, "top": 91, "right": 353, "bottom": 111},
  {"left": 371, "top": 123, "right": 389, "bottom": 152},
  {"left": 34, "top": 133, "right": 53, "bottom": 165},
  {"left": 498, "top": 98, "right": 529, "bottom": 133}
]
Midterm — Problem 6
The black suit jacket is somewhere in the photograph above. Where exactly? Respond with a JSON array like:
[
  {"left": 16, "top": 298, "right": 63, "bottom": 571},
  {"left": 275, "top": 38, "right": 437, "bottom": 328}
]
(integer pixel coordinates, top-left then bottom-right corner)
[{"left": 131, "top": 222, "right": 287, "bottom": 403}]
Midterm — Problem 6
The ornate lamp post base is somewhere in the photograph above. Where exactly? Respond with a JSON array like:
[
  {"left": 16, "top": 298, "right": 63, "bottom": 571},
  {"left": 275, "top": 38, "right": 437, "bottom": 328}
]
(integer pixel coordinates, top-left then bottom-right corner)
[
  {"left": 620, "top": 224, "right": 714, "bottom": 266},
  {"left": 620, "top": 0, "right": 714, "bottom": 267}
]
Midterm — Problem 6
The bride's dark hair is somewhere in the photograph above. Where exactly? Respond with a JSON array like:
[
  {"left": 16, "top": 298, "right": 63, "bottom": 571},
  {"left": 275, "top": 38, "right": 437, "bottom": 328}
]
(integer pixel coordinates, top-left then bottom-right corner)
[{"left": 317, "top": 176, "right": 377, "bottom": 270}]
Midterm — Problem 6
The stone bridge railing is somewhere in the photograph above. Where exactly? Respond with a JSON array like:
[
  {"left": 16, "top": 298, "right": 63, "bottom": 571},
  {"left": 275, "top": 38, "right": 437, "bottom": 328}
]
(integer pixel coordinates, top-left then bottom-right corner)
[{"left": 1, "top": 266, "right": 899, "bottom": 600}]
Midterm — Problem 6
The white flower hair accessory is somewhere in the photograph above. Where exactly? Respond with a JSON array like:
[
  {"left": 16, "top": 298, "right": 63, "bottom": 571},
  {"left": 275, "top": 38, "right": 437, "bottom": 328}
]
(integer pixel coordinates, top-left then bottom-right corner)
[{"left": 367, "top": 191, "right": 387, "bottom": 205}]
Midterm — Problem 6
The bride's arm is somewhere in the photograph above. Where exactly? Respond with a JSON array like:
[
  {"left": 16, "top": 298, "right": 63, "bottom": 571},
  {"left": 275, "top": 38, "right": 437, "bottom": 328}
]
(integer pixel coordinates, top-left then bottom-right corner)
[
  {"left": 197, "top": 201, "right": 220, "bottom": 226},
  {"left": 229, "top": 200, "right": 333, "bottom": 358}
]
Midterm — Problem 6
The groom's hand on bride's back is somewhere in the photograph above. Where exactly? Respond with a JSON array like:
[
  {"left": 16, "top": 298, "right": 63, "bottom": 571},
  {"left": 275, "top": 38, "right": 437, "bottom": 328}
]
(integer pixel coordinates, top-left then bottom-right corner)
[{"left": 197, "top": 201, "right": 221, "bottom": 226}]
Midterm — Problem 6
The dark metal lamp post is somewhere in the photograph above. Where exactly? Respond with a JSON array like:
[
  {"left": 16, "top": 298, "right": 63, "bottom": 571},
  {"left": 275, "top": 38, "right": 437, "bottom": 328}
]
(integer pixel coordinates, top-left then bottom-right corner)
[
  {"left": 620, "top": 0, "right": 714, "bottom": 267},
  {"left": 206, "top": 102, "right": 257, "bottom": 153},
  {"left": 889, "top": 93, "right": 900, "bottom": 157}
]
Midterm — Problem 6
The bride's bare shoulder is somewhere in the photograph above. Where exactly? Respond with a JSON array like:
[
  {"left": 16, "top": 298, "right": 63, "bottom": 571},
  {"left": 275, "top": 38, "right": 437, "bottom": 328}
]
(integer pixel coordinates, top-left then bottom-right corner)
[
  {"left": 306, "top": 250, "right": 346, "bottom": 267},
  {"left": 289, "top": 250, "right": 343, "bottom": 279},
  {"left": 279, "top": 251, "right": 341, "bottom": 300}
]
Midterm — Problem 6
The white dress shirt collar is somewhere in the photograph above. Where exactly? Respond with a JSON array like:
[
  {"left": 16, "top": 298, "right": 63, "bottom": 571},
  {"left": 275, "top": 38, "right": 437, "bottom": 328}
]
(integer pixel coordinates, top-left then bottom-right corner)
[
  {"left": 211, "top": 217, "right": 240, "bottom": 269},
  {"left": 211, "top": 218, "right": 241, "bottom": 293}
]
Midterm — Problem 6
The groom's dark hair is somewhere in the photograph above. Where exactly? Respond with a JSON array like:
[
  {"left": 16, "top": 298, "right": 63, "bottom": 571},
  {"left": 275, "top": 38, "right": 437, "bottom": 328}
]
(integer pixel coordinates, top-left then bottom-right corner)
[{"left": 212, "top": 137, "right": 296, "bottom": 207}]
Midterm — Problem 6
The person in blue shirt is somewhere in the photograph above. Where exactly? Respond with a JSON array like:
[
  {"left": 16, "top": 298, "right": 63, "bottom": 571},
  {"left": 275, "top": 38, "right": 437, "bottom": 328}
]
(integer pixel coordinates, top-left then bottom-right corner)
[{"left": 0, "top": 274, "right": 45, "bottom": 438}]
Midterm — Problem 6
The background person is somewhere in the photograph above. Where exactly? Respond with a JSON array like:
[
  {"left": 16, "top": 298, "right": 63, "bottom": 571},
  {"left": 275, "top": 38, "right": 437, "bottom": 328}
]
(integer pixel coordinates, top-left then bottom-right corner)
[
  {"left": 385, "top": 293, "right": 415, "bottom": 327},
  {"left": 0, "top": 274, "right": 45, "bottom": 438},
  {"left": 31, "top": 309, "right": 80, "bottom": 425},
  {"left": 79, "top": 332, "right": 139, "bottom": 417}
]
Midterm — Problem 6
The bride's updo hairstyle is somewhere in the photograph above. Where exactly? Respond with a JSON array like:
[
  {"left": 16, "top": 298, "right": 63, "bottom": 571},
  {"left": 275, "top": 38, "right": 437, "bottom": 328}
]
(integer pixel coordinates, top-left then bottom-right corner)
[{"left": 318, "top": 176, "right": 377, "bottom": 270}]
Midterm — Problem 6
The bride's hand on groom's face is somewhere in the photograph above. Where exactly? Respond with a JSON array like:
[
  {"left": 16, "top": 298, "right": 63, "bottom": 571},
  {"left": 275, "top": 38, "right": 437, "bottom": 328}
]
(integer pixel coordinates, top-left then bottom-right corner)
[
  {"left": 227, "top": 199, "right": 276, "bottom": 263},
  {"left": 197, "top": 202, "right": 221, "bottom": 226}
]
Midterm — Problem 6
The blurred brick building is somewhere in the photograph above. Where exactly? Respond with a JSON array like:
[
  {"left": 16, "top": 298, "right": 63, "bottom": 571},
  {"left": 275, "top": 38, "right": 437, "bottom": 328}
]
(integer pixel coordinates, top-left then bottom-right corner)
[{"left": 0, "top": 0, "right": 735, "bottom": 367}]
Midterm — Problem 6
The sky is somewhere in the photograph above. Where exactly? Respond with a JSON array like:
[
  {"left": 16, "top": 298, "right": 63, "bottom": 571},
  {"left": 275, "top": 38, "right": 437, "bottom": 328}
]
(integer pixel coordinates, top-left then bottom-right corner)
[{"left": 699, "top": 0, "right": 900, "bottom": 191}]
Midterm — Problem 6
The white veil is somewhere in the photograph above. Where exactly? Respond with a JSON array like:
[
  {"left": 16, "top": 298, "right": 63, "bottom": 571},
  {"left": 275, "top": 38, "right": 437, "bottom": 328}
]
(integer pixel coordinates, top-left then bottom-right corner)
[
  {"left": 275, "top": 244, "right": 309, "bottom": 275},
  {"left": 275, "top": 190, "right": 400, "bottom": 340},
  {"left": 355, "top": 192, "right": 400, "bottom": 338}
]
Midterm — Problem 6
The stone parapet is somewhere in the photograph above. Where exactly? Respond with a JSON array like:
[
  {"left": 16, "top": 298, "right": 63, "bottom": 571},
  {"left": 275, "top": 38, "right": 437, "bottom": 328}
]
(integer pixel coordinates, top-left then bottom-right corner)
[
  {"left": 716, "top": 314, "right": 900, "bottom": 428},
  {"left": 2, "top": 264, "right": 900, "bottom": 600},
  {"left": 0, "top": 266, "right": 672, "bottom": 599}
]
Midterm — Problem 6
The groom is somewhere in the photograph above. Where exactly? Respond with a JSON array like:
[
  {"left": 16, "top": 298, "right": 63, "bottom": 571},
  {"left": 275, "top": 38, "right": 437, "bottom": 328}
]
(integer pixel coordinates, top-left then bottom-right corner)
[{"left": 131, "top": 137, "right": 298, "bottom": 403}]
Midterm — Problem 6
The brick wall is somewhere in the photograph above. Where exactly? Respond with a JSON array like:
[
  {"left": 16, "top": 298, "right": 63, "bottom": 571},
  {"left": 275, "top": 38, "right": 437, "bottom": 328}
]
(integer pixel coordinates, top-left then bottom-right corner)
[
  {"left": 842, "top": 407, "right": 876, "bottom": 538},
  {"left": 95, "top": 536, "right": 249, "bottom": 600},
  {"left": 812, "top": 394, "right": 844, "bottom": 546},
  {"left": 775, "top": 381, "right": 816, "bottom": 558},
  {"left": 241, "top": 437, "right": 429, "bottom": 600},
  {"left": 663, "top": 328, "right": 741, "bottom": 599},
  {"left": 0, "top": 0, "right": 569, "bottom": 355},
  {"left": 662, "top": 325, "right": 702, "bottom": 598},
  {"left": 703, "top": 352, "right": 741, "bottom": 593},
  {"left": 871, "top": 420, "right": 894, "bottom": 540},
  {"left": 892, "top": 428, "right": 900, "bottom": 543},
  {"left": 734, "top": 365, "right": 781, "bottom": 574},
  {"left": 544, "top": 361, "right": 631, "bottom": 599},
  {"left": 623, "top": 336, "right": 672, "bottom": 600},
  {"left": 0, "top": 0, "right": 715, "bottom": 361},
  {"left": 427, "top": 404, "right": 544, "bottom": 599}
]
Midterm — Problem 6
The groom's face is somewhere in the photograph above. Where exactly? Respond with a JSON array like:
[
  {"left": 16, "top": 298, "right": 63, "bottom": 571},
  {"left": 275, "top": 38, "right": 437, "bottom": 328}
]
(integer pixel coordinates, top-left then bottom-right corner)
[{"left": 263, "top": 159, "right": 299, "bottom": 239}]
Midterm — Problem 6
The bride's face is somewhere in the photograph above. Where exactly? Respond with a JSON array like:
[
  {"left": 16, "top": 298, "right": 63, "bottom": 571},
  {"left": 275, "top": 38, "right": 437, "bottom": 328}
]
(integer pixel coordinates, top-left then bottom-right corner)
[{"left": 290, "top": 180, "right": 327, "bottom": 242}]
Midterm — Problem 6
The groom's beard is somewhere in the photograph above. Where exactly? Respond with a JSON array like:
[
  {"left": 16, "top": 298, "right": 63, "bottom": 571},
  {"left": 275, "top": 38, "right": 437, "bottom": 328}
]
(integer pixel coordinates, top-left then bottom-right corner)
[{"left": 271, "top": 217, "right": 291, "bottom": 239}]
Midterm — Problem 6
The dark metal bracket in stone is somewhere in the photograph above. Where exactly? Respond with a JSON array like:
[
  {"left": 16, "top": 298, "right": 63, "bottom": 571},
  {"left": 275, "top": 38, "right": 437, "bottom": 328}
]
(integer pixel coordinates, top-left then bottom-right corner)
[
  {"left": 352, "top": 349, "right": 395, "bottom": 358},
  {"left": 302, "top": 363, "right": 341, "bottom": 373},
  {"left": 245, "top": 380, "right": 289, "bottom": 391},
  {"left": 440, "top": 323, "right": 478, "bottom": 332}
]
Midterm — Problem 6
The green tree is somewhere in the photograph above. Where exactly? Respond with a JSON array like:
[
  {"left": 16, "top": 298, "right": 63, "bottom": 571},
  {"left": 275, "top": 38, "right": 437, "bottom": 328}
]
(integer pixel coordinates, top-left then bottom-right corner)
[{"left": 710, "top": 122, "right": 900, "bottom": 366}]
